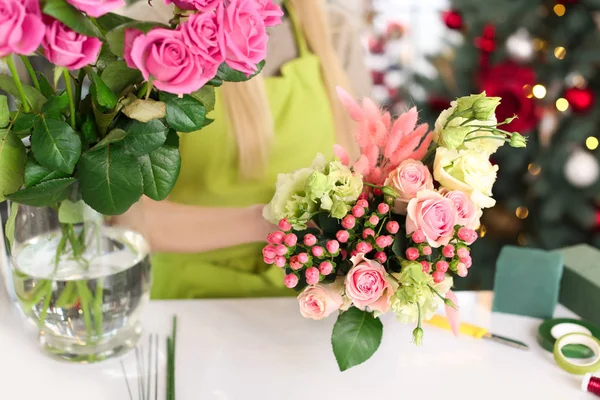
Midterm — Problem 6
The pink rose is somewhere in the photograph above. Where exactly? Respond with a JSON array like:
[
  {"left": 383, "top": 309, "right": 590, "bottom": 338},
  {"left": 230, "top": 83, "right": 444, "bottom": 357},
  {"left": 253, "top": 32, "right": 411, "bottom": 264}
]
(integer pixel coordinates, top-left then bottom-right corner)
[
  {"left": 384, "top": 159, "right": 434, "bottom": 214},
  {"left": 406, "top": 190, "right": 458, "bottom": 247},
  {"left": 218, "top": 0, "right": 268, "bottom": 76},
  {"left": 42, "top": 18, "right": 102, "bottom": 70},
  {"left": 126, "top": 28, "right": 217, "bottom": 95},
  {"left": 66, "top": 0, "right": 125, "bottom": 17},
  {"left": 345, "top": 253, "right": 393, "bottom": 314},
  {"left": 163, "top": 0, "right": 221, "bottom": 11},
  {"left": 180, "top": 11, "right": 224, "bottom": 65},
  {"left": 298, "top": 283, "right": 343, "bottom": 320},
  {"left": 0, "top": 0, "right": 44, "bottom": 57},
  {"left": 442, "top": 189, "right": 481, "bottom": 230},
  {"left": 251, "top": 0, "right": 283, "bottom": 27}
]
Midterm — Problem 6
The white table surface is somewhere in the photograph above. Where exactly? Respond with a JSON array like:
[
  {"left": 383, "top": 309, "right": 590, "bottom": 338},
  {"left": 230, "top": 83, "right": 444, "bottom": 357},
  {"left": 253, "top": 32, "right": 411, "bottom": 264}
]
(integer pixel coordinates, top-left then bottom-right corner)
[{"left": 0, "top": 276, "right": 595, "bottom": 400}]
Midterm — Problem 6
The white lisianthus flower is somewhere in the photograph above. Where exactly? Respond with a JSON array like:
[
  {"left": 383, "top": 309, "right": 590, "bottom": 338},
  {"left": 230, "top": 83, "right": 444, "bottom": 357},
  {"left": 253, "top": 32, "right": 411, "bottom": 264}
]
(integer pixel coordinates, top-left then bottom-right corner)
[
  {"left": 327, "top": 161, "right": 363, "bottom": 204},
  {"left": 433, "top": 147, "right": 499, "bottom": 209}
]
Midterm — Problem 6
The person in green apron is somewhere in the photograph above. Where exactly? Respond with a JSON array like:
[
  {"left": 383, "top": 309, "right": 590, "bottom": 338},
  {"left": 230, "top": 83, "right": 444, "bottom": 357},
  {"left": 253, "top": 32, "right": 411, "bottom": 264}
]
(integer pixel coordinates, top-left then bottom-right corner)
[{"left": 119, "top": 0, "right": 371, "bottom": 299}]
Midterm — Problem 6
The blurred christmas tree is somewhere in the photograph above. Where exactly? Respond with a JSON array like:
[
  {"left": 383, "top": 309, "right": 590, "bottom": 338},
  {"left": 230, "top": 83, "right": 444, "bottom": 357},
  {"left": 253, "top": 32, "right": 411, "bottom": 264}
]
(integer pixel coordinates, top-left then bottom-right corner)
[{"left": 411, "top": 0, "right": 600, "bottom": 289}]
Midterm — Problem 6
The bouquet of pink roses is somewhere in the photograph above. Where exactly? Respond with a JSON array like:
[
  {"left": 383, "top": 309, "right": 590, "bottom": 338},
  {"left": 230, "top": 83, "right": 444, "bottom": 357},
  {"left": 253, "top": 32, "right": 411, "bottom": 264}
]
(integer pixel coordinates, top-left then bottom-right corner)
[{"left": 263, "top": 89, "right": 527, "bottom": 371}]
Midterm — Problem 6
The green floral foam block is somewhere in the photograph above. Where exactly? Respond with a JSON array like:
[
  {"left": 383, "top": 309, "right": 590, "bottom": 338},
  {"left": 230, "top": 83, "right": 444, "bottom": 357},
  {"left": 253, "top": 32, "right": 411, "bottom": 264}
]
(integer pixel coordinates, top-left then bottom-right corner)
[{"left": 492, "top": 246, "right": 564, "bottom": 319}]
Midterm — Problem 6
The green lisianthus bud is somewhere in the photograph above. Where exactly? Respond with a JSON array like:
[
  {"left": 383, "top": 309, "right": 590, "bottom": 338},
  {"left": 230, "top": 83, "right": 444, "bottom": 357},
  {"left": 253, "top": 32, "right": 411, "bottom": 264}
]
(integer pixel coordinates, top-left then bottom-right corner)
[
  {"left": 412, "top": 327, "right": 424, "bottom": 346},
  {"left": 455, "top": 93, "right": 484, "bottom": 114},
  {"left": 382, "top": 186, "right": 399, "bottom": 198},
  {"left": 305, "top": 171, "right": 329, "bottom": 200},
  {"left": 472, "top": 96, "right": 501, "bottom": 120},
  {"left": 438, "top": 126, "right": 473, "bottom": 150},
  {"left": 509, "top": 132, "right": 527, "bottom": 148},
  {"left": 330, "top": 201, "right": 349, "bottom": 219}
]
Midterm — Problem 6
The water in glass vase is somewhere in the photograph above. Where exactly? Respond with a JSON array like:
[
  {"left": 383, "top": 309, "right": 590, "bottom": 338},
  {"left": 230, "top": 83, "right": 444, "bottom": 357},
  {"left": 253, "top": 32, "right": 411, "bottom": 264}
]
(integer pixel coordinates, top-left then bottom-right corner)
[{"left": 11, "top": 226, "right": 151, "bottom": 363}]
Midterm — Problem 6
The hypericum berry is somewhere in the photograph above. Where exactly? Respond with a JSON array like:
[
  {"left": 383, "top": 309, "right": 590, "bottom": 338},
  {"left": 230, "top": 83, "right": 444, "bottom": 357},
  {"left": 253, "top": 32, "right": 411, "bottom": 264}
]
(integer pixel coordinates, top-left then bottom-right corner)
[
  {"left": 352, "top": 205, "right": 365, "bottom": 218},
  {"left": 264, "top": 256, "right": 275, "bottom": 264},
  {"left": 297, "top": 252, "right": 309, "bottom": 264},
  {"left": 384, "top": 235, "right": 394, "bottom": 247},
  {"left": 284, "top": 233, "right": 297, "bottom": 247},
  {"left": 341, "top": 249, "right": 348, "bottom": 259},
  {"left": 326, "top": 240, "right": 340, "bottom": 254},
  {"left": 457, "top": 262, "right": 468, "bottom": 277},
  {"left": 461, "top": 255, "right": 473, "bottom": 269},
  {"left": 312, "top": 246, "right": 324, "bottom": 258},
  {"left": 362, "top": 228, "right": 375, "bottom": 239},
  {"left": 341, "top": 215, "right": 356, "bottom": 229},
  {"left": 319, "top": 261, "right": 333, "bottom": 275},
  {"left": 457, "top": 247, "right": 470, "bottom": 259},
  {"left": 278, "top": 218, "right": 292, "bottom": 232},
  {"left": 435, "top": 261, "right": 449, "bottom": 273},
  {"left": 290, "top": 256, "right": 302, "bottom": 270},
  {"left": 262, "top": 245, "right": 277, "bottom": 259},
  {"left": 422, "top": 246, "right": 432, "bottom": 256},
  {"left": 336, "top": 230, "right": 350, "bottom": 243},
  {"left": 305, "top": 267, "right": 320, "bottom": 285},
  {"left": 421, "top": 261, "right": 431, "bottom": 273},
  {"left": 350, "top": 250, "right": 359, "bottom": 258},
  {"left": 432, "top": 270, "right": 446, "bottom": 283},
  {"left": 412, "top": 229, "right": 426, "bottom": 244},
  {"left": 267, "top": 231, "right": 285, "bottom": 245},
  {"left": 375, "top": 252, "right": 387, "bottom": 263},
  {"left": 406, "top": 247, "right": 419, "bottom": 261},
  {"left": 284, "top": 274, "right": 299, "bottom": 288},
  {"left": 274, "top": 256, "right": 286, "bottom": 268},
  {"left": 386, "top": 221, "right": 399, "bottom": 234},
  {"left": 369, "top": 214, "right": 380, "bottom": 226},
  {"left": 377, "top": 203, "right": 390, "bottom": 214},
  {"left": 356, "top": 241, "right": 370, "bottom": 253},
  {"left": 373, "top": 188, "right": 383, "bottom": 196},
  {"left": 458, "top": 227, "right": 477, "bottom": 244},
  {"left": 275, "top": 244, "right": 288, "bottom": 256},
  {"left": 303, "top": 234, "right": 317, "bottom": 247},
  {"left": 375, "top": 236, "right": 389, "bottom": 249},
  {"left": 357, "top": 199, "right": 369, "bottom": 208},
  {"left": 442, "top": 244, "right": 455, "bottom": 258}
]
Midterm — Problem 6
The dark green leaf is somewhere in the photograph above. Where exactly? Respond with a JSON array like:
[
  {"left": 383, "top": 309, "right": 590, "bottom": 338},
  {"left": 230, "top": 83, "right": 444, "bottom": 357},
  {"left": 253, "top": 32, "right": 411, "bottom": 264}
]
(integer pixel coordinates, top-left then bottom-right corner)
[
  {"left": 78, "top": 144, "right": 143, "bottom": 215},
  {"left": 0, "top": 76, "right": 47, "bottom": 111},
  {"left": 86, "top": 67, "right": 118, "bottom": 110},
  {"left": 13, "top": 113, "right": 37, "bottom": 134},
  {"left": 0, "top": 95, "right": 8, "bottom": 128},
  {"left": 92, "top": 128, "right": 127, "bottom": 149},
  {"left": 4, "top": 202, "right": 18, "bottom": 252},
  {"left": 392, "top": 230, "right": 406, "bottom": 257},
  {"left": 36, "top": 73, "right": 55, "bottom": 98},
  {"left": 139, "top": 130, "right": 181, "bottom": 201},
  {"left": 58, "top": 199, "right": 84, "bottom": 224},
  {"left": 106, "top": 21, "right": 165, "bottom": 57},
  {"left": 31, "top": 117, "right": 82, "bottom": 173},
  {"left": 96, "top": 12, "right": 134, "bottom": 33},
  {"left": 100, "top": 60, "right": 143, "bottom": 95},
  {"left": 96, "top": 44, "right": 119, "bottom": 70},
  {"left": 43, "top": 0, "right": 102, "bottom": 38},
  {"left": 41, "top": 92, "right": 70, "bottom": 116},
  {"left": 318, "top": 213, "right": 341, "bottom": 236},
  {"left": 160, "top": 93, "right": 206, "bottom": 133},
  {"left": 123, "top": 119, "right": 168, "bottom": 156},
  {"left": 81, "top": 115, "right": 98, "bottom": 145},
  {"left": 216, "top": 60, "right": 265, "bottom": 82},
  {"left": 331, "top": 307, "right": 383, "bottom": 371},
  {"left": 0, "top": 130, "right": 26, "bottom": 201},
  {"left": 190, "top": 86, "right": 216, "bottom": 113},
  {"left": 5, "top": 178, "right": 76, "bottom": 207},
  {"left": 207, "top": 77, "right": 223, "bottom": 87},
  {"left": 24, "top": 156, "right": 70, "bottom": 187},
  {"left": 92, "top": 99, "right": 119, "bottom": 136}
]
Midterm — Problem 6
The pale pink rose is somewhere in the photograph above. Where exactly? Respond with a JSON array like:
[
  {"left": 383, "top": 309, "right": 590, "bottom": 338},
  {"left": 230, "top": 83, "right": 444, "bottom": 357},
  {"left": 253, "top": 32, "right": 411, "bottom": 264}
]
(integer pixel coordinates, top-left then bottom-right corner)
[
  {"left": 66, "top": 0, "right": 125, "bottom": 17},
  {"left": 384, "top": 159, "right": 434, "bottom": 214},
  {"left": 163, "top": 0, "right": 221, "bottom": 11},
  {"left": 345, "top": 253, "right": 393, "bottom": 314},
  {"left": 218, "top": 0, "right": 268, "bottom": 76},
  {"left": 126, "top": 28, "right": 217, "bottom": 95},
  {"left": 0, "top": 0, "right": 44, "bottom": 57},
  {"left": 180, "top": 12, "right": 224, "bottom": 65},
  {"left": 251, "top": 0, "right": 283, "bottom": 26},
  {"left": 406, "top": 190, "right": 458, "bottom": 248},
  {"left": 442, "top": 189, "right": 482, "bottom": 230},
  {"left": 298, "top": 283, "right": 343, "bottom": 320},
  {"left": 42, "top": 18, "right": 102, "bottom": 70}
]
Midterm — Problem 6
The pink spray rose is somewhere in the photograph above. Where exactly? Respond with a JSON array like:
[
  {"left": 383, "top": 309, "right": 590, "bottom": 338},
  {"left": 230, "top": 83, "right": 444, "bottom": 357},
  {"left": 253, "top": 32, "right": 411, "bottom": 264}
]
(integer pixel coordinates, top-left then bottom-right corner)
[
  {"left": 345, "top": 253, "right": 393, "bottom": 314},
  {"left": 163, "top": 0, "right": 221, "bottom": 11},
  {"left": 384, "top": 159, "right": 434, "bottom": 214},
  {"left": 406, "top": 190, "right": 458, "bottom": 247},
  {"left": 42, "top": 18, "right": 102, "bottom": 70},
  {"left": 0, "top": 0, "right": 44, "bottom": 57},
  {"left": 298, "top": 283, "right": 343, "bottom": 320},
  {"left": 66, "top": 0, "right": 125, "bottom": 18},
  {"left": 442, "top": 189, "right": 482, "bottom": 230},
  {"left": 218, "top": 0, "right": 268, "bottom": 76},
  {"left": 180, "top": 11, "right": 224, "bottom": 65},
  {"left": 125, "top": 28, "right": 217, "bottom": 95},
  {"left": 251, "top": 0, "right": 283, "bottom": 27}
]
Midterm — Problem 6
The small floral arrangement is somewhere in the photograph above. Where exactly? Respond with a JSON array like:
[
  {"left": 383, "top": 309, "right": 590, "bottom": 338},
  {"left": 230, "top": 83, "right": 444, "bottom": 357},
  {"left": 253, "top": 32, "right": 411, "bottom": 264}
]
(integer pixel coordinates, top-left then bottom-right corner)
[{"left": 263, "top": 90, "right": 526, "bottom": 371}]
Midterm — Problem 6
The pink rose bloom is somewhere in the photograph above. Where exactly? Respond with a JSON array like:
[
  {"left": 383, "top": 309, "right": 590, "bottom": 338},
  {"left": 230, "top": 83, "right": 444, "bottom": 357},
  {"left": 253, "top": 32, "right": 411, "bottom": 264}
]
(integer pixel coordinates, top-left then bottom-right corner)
[
  {"left": 442, "top": 189, "right": 482, "bottom": 230},
  {"left": 163, "top": 0, "right": 221, "bottom": 11},
  {"left": 298, "top": 283, "right": 343, "bottom": 320},
  {"left": 125, "top": 28, "right": 217, "bottom": 95},
  {"left": 66, "top": 0, "right": 125, "bottom": 17},
  {"left": 42, "top": 18, "right": 102, "bottom": 70},
  {"left": 384, "top": 159, "right": 434, "bottom": 214},
  {"left": 345, "top": 253, "right": 393, "bottom": 314},
  {"left": 218, "top": 0, "right": 268, "bottom": 76},
  {"left": 406, "top": 190, "right": 458, "bottom": 247},
  {"left": 251, "top": 0, "right": 283, "bottom": 27},
  {"left": 180, "top": 12, "right": 223, "bottom": 65},
  {"left": 0, "top": 0, "right": 44, "bottom": 57}
]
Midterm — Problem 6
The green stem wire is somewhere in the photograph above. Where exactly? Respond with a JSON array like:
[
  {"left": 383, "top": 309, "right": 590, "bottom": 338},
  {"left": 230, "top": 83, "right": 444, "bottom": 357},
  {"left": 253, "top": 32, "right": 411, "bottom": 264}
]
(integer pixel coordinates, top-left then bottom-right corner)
[
  {"left": 75, "top": 281, "right": 93, "bottom": 340},
  {"left": 37, "top": 282, "right": 54, "bottom": 330},
  {"left": 63, "top": 69, "right": 76, "bottom": 129},
  {"left": 19, "top": 56, "right": 40, "bottom": 92},
  {"left": 93, "top": 279, "right": 104, "bottom": 337},
  {"left": 6, "top": 56, "right": 31, "bottom": 112}
]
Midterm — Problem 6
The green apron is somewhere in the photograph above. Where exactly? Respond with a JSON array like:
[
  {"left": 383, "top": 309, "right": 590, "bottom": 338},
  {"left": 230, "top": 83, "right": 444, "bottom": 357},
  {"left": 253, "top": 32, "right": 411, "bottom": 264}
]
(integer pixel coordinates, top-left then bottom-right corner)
[{"left": 150, "top": 5, "right": 337, "bottom": 299}]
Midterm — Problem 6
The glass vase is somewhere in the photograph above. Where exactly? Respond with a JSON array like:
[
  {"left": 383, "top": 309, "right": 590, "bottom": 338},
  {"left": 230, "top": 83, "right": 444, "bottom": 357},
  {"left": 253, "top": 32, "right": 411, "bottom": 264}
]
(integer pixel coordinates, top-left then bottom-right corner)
[{"left": 7, "top": 200, "right": 151, "bottom": 363}]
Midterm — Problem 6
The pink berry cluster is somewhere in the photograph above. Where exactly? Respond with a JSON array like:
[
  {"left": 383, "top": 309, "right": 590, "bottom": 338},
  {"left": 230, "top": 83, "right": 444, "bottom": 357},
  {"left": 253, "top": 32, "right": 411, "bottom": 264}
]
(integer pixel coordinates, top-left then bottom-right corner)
[{"left": 405, "top": 226, "right": 479, "bottom": 283}]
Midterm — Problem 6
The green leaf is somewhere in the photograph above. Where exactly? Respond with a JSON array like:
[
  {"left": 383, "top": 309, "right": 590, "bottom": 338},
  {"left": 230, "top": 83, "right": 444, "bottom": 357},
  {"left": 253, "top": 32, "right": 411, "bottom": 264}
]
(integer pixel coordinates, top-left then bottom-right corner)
[
  {"left": 24, "top": 156, "right": 69, "bottom": 187},
  {"left": 81, "top": 115, "right": 98, "bottom": 145},
  {"left": 53, "top": 66, "right": 66, "bottom": 90},
  {"left": 5, "top": 178, "right": 76, "bottom": 207},
  {"left": 4, "top": 202, "right": 18, "bottom": 252},
  {"left": 92, "top": 99, "right": 119, "bottom": 136},
  {"left": 31, "top": 117, "right": 82, "bottom": 173},
  {"left": 318, "top": 213, "right": 341, "bottom": 236},
  {"left": 106, "top": 21, "right": 164, "bottom": 57},
  {"left": 43, "top": 0, "right": 102, "bottom": 38},
  {"left": 123, "top": 119, "right": 168, "bottom": 156},
  {"left": 391, "top": 230, "right": 406, "bottom": 257},
  {"left": 96, "top": 44, "right": 119, "bottom": 70},
  {"left": 92, "top": 128, "right": 127, "bottom": 149},
  {"left": 216, "top": 60, "right": 265, "bottom": 82},
  {"left": 207, "top": 77, "right": 223, "bottom": 87},
  {"left": 100, "top": 60, "right": 143, "bottom": 95},
  {"left": 41, "top": 92, "right": 70, "bottom": 116},
  {"left": 160, "top": 93, "right": 206, "bottom": 133},
  {"left": 36, "top": 73, "right": 55, "bottom": 98},
  {"left": 12, "top": 113, "right": 37, "bottom": 134},
  {"left": 86, "top": 67, "right": 118, "bottom": 110},
  {"left": 122, "top": 97, "right": 166, "bottom": 123},
  {"left": 78, "top": 144, "right": 143, "bottom": 215},
  {"left": 58, "top": 199, "right": 84, "bottom": 224},
  {"left": 190, "top": 86, "right": 216, "bottom": 113},
  {"left": 0, "top": 130, "right": 26, "bottom": 201},
  {"left": 139, "top": 130, "right": 181, "bottom": 201},
  {"left": 0, "top": 76, "right": 47, "bottom": 111},
  {"left": 96, "top": 12, "right": 134, "bottom": 33},
  {"left": 331, "top": 307, "right": 383, "bottom": 371},
  {"left": 0, "top": 95, "right": 8, "bottom": 128}
]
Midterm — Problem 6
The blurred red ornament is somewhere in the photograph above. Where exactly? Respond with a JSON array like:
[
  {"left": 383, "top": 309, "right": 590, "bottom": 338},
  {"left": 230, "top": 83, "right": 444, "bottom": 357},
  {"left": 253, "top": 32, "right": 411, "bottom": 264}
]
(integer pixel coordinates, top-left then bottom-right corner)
[
  {"left": 386, "top": 22, "right": 405, "bottom": 39},
  {"left": 388, "top": 87, "right": 399, "bottom": 99},
  {"left": 479, "top": 61, "right": 539, "bottom": 133},
  {"left": 428, "top": 96, "right": 451, "bottom": 114},
  {"left": 368, "top": 36, "right": 386, "bottom": 55},
  {"left": 595, "top": 209, "right": 600, "bottom": 229},
  {"left": 442, "top": 10, "right": 463, "bottom": 30},
  {"left": 475, "top": 24, "right": 496, "bottom": 53},
  {"left": 564, "top": 87, "right": 594, "bottom": 113},
  {"left": 371, "top": 71, "right": 385, "bottom": 85}
]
